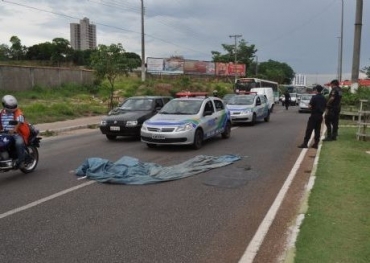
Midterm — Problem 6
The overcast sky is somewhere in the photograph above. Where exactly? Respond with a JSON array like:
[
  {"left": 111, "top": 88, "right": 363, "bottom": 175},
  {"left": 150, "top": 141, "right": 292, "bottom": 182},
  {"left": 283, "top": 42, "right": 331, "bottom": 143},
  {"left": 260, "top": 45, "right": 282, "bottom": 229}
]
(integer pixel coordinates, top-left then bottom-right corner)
[{"left": 1, "top": 0, "right": 369, "bottom": 84}]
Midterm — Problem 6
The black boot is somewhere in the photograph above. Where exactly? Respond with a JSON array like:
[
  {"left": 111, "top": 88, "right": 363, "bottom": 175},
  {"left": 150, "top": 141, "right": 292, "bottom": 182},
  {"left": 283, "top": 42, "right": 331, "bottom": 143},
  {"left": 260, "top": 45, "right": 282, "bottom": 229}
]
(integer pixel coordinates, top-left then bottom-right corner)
[
  {"left": 312, "top": 142, "right": 319, "bottom": 149},
  {"left": 323, "top": 133, "right": 332, "bottom": 141},
  {"left": 298, "top": 143, "right": 308, "bottom": 148}
]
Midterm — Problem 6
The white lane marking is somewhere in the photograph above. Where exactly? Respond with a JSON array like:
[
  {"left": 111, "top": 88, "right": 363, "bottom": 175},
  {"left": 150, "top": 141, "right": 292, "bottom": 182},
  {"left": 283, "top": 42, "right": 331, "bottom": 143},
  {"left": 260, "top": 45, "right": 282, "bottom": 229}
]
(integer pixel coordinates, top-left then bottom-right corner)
[
  {"left": 238, "top": 142, "right": 309, "bottom": 263},
  {"left": 0, "top": 180, "right": 95, "bottom": 220}
]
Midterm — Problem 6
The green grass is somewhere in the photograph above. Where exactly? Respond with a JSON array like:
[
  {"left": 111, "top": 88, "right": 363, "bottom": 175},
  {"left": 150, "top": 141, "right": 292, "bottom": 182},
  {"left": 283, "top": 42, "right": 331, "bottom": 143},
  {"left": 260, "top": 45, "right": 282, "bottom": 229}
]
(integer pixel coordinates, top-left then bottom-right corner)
[
  {"left": 294, "top": 127, "right": 370, "bottom": 263},
  {"left": 0, "top": 76, "right": 235, "bottom": 124}
]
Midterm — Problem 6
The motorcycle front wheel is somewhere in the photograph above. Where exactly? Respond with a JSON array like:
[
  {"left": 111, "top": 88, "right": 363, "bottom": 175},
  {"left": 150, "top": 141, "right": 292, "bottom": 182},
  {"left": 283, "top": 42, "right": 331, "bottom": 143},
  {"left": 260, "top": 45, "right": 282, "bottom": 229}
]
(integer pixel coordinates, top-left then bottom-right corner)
[{"left": 21, "top": 146, "right": 39, "bottom": 174}]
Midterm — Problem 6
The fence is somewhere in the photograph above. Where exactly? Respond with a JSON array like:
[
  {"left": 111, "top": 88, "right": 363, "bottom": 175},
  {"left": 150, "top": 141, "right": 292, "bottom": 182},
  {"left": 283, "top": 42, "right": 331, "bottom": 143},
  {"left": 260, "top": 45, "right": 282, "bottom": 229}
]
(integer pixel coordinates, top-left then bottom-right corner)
[{"left": 0, "top": 64, "right": 94, "bottom": 91}]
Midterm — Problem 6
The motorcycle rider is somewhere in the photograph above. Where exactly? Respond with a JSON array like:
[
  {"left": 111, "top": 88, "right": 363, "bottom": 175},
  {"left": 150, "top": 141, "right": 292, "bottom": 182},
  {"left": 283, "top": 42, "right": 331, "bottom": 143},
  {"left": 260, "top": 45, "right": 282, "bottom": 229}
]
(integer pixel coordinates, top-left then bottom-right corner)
[{"left": 0, "top": 95, "right": 30, "bottom": 168}]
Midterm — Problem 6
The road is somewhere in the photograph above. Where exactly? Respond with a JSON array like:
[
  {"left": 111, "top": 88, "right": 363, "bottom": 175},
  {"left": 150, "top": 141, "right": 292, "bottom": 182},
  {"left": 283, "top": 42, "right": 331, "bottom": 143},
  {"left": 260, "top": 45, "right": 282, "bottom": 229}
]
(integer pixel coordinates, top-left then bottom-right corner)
[{"left": 0, "top": 105, "right": 313, "bottom": 263}]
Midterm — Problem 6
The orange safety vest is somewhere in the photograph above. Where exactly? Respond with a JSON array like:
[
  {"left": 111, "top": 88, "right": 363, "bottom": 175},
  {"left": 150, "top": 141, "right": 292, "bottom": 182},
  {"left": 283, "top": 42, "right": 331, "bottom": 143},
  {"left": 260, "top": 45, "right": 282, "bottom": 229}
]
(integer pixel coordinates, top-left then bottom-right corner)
[{"left": 0, "top": 108, "right": 31, "bottom": 144}]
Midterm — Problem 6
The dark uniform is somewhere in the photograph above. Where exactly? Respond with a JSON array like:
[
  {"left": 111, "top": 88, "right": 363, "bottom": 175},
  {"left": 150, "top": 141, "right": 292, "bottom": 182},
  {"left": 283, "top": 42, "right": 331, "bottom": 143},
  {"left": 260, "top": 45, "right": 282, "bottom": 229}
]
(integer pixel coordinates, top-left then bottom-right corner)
[
  {"left": 324, "top": 80, "right": 342, "bottom": 141},
  {"left": 284, "top": 91, "right": 291, "bottom": 110},
  {"left": 298, "top": 85, "right": 327, "bottom": 149}
]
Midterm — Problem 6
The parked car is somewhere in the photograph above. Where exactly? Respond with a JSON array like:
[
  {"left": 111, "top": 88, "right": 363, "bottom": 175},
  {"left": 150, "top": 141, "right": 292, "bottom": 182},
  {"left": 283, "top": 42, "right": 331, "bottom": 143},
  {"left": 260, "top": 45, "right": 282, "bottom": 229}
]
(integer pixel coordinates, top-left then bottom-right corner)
[
  {"left": 226, "top": 94, "right": 270, "bottom": 125},
  {"left": 250, "top": 87, "right": 275, "bottom": 113},
  {"left": 298, "top": 94, "right": 314, "bottom": 113},
  {"left": 99, "top": 96, "right": 172, "bottom": 140},
  {"left": 222, "top": 93, "right": 236, "bottom": 104},
  {"left": 140, "top": 96, "right": 231, "bottom": 149}
]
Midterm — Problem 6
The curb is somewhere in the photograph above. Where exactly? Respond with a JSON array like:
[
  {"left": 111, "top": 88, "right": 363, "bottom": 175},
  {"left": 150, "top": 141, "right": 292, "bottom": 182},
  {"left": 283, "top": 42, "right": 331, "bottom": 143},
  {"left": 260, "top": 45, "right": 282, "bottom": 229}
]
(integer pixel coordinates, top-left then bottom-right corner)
[
  {"left": 39, "top": 124, "right": 99, "bottom": 134},
  {"left": 282, "top": 128, "right": 326, "bottom": 263}
]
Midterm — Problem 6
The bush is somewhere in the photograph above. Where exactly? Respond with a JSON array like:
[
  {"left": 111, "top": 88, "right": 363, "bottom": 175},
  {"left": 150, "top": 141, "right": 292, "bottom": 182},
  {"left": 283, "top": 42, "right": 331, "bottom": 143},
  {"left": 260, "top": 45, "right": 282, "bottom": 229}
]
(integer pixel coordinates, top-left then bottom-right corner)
[{"left": 342, "top": 87, "right": 370, "bottom": 107}]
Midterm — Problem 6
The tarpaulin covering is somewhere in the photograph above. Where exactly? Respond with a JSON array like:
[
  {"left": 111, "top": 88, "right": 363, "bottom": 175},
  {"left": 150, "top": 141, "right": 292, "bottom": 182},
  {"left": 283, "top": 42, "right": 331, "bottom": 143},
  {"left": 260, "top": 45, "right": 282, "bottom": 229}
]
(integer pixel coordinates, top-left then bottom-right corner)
[{"left": 75, "top": 154, "right": 241, "bottom": 185}]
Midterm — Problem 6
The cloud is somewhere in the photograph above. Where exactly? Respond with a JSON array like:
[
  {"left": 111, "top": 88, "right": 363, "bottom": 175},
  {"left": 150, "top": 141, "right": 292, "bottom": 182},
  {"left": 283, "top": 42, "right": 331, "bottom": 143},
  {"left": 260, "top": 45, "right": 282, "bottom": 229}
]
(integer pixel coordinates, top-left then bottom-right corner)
[{"left": 1, "top": 0, "right": 369, "bottom": 84}]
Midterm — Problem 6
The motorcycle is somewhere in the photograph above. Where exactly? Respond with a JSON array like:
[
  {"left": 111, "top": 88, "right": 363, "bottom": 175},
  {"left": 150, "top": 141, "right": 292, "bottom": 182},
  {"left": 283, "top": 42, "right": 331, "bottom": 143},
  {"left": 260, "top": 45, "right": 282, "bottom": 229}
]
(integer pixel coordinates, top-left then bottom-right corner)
[{"left": 0, "top": 121, "right": 41, "bottom": 174}]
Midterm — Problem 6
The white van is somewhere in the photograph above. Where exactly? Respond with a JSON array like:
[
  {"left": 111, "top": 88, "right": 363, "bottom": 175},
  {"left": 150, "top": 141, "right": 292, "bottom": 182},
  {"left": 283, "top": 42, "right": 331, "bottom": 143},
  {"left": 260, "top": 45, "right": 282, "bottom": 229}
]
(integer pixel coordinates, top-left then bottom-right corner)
[{"left": 251, "top": 87, "right": 275, "bottom": 113}]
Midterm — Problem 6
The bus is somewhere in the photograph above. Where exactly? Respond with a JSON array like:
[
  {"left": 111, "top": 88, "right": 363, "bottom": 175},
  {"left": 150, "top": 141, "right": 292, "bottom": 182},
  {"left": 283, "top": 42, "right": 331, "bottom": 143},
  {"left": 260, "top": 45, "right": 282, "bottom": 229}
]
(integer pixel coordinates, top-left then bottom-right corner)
[{"left": 234, "top": 78, "right": 279, "bottom": 102}]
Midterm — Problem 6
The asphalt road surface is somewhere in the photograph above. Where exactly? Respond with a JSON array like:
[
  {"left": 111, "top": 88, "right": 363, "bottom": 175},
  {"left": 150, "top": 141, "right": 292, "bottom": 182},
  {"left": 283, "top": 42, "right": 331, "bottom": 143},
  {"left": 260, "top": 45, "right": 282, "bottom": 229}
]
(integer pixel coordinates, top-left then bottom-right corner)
[{"left": 0, "top": 104, "right": 314, "bottom": 263}]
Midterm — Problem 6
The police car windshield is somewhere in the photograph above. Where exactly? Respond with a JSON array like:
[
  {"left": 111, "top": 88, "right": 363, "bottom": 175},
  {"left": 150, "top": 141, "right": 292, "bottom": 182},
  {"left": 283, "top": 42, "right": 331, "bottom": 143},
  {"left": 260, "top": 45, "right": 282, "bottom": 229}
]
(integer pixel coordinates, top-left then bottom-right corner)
[
  {"left": 228, "top": 95, "right": 254, "bottom": 105},
  {"left": 159, "top": 99, "right": 202, "bottom": 115}
]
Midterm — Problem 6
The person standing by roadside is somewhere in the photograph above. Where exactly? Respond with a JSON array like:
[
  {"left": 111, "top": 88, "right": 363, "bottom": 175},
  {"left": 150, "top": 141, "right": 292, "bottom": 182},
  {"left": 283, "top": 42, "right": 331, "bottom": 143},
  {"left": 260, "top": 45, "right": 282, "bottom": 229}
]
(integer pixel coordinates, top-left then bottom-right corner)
[
  {"left": 323, "top": 79, "right": 342, "bottom": 141},
  {"left": 284, "top": 90, "right": 291, "bottom": 110},
  {"left": 298, "top": 85, "right": 327, "bottom": 149}
]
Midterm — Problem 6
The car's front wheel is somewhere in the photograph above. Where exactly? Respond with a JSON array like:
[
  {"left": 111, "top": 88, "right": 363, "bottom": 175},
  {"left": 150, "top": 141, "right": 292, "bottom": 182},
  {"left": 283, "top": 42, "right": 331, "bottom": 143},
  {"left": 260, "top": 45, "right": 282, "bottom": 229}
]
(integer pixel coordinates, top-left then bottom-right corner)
[
  {"left": 221, "top": 122, "right": 231, "bottom": 139},
  {"left": 192, "top": 129, "right": 203, "bottom": 149},
  {"left": 250, "top": 113, "right": 257, "bottom": 126},
  {"left": 264, "top": 112, "right": 270, "bottom": 122}
]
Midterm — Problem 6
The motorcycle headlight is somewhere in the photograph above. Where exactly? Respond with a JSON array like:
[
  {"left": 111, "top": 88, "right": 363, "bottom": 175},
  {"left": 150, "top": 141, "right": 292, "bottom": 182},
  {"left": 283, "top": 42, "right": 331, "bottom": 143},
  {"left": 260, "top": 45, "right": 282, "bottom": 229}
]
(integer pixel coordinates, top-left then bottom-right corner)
[
  {"left": 126, "top": 121, "right": 138, "bottom": 127},
  {"left": 175, "top": 123, "right": 193, "bottom": 132}
]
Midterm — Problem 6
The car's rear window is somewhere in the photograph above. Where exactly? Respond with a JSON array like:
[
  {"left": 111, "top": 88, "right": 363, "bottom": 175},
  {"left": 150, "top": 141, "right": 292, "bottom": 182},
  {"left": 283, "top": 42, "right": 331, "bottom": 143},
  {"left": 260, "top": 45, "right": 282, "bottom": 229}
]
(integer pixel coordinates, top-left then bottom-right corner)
[{"left": 120, "top": 99, "right": 153, "bottom": 110}]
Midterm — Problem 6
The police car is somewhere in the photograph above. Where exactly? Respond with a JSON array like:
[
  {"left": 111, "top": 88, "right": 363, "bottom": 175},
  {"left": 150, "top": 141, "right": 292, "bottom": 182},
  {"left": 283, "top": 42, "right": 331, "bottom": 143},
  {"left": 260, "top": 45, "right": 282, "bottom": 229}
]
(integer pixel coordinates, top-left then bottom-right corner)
[
  {"left": 140, "top": 95, "right": 232, "bottom": 149},
  {"left": 226, "top": 93, "right": 270, "bottom": 125}
]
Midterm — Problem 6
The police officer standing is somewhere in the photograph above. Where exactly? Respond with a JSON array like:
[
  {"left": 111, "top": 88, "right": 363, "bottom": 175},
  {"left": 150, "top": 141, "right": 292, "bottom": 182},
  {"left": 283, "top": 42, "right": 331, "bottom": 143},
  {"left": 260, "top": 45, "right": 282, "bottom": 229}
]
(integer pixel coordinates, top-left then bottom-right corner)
[
  {"left": 298, "top": 85, "right": 327, "bottom": 149},
  {"left": 323, "top": 79, "right": 342, "bottom": 141}
]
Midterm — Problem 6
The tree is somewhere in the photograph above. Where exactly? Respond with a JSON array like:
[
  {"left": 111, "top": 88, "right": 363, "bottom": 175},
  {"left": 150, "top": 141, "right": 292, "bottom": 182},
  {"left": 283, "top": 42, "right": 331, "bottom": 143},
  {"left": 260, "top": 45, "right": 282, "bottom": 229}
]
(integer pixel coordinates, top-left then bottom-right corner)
[
  {"left": 211, "top": 39, "right": 257, "bottom": 76},
  {"left": 71, "top": 49, "right": 94, "bottom": 66},
  {"left": 9, "top": 36, "right": 26, "bottom": 60},
  {"left": 363, "top": 65, "right": 370, "bottom": 78},
  {"left": 51, "top": 38, "right": 73, "bottom": 66},
  {"left": 26, "top": 42, "right": 54, "bottom": 61},
  {"left": 90, "top": 43, "right": 132, "bottom": 109},
  {"left": 123, "top": 52, "right": 142, "bottom": 69},
  {"left": 256, "top": 59, "right": 295, "bottom": 84},
  {"left": 0, "top": 44, "right": 10, "bottom": 61}
]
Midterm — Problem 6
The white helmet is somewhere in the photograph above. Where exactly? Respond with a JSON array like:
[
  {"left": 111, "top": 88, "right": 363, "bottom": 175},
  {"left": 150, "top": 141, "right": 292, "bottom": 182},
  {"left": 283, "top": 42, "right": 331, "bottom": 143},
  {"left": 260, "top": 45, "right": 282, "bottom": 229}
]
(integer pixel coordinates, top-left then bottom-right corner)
[{"left": 2, "top": 95, "right": 18, "bottom": 111}]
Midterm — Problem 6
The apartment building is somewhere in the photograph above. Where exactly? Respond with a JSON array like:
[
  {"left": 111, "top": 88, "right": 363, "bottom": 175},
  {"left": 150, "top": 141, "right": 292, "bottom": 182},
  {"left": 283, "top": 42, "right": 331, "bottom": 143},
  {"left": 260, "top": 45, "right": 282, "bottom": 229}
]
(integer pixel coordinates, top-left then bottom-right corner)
[{"left": 70, "top": 17, "right": 97, "bottom": 50}]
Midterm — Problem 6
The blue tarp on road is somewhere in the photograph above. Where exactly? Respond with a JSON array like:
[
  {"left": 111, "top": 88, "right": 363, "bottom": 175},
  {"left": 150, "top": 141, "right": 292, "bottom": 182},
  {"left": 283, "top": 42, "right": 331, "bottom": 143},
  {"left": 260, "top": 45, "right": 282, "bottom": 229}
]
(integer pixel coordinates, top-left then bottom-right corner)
[{"left": 75, "top": 154, "right": 241, "bottom": 185}]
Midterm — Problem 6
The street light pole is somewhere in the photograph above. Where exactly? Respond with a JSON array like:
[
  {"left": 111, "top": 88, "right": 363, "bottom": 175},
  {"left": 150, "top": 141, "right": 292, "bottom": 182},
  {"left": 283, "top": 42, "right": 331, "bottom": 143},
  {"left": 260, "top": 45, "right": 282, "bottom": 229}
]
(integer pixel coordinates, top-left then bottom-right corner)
[
  {"left": 229, "top": 34, "right": 242, "bottom": 82},
  {"left": 351, "top": 0, "right": 363, "bottom": 93},
  {"left": 141, "top": 0, "right": 146, "bottom": 82},
  {"left": 339, "top": 0, "right": 344, "bottom": 82}
]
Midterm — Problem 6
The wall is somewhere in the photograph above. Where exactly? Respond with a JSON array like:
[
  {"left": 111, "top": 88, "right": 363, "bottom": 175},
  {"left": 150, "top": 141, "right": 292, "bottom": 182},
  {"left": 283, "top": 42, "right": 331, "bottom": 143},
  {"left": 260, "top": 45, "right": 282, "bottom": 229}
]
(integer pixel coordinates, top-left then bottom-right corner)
[{"left": 0, "top": 65, "right": 94, "bottom": 91}]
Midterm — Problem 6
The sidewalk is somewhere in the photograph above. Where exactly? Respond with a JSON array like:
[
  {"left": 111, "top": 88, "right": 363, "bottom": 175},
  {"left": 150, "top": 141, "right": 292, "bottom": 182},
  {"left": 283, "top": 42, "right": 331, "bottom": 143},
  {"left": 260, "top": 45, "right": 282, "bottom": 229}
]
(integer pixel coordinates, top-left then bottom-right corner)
[{"left": 35, "top": 115, "right": 103, "bottom": 134}]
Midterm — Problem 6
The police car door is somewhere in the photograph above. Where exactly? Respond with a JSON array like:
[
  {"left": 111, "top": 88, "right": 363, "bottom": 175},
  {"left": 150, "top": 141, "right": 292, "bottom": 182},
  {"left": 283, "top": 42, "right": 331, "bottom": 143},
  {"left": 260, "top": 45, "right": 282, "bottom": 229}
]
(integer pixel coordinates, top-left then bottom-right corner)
[
  {"left": 254, "top": 96, "right": 262, "bottom": 119},
  {"left": 202, "top": 99, "right": 218, "bottom": 139}
]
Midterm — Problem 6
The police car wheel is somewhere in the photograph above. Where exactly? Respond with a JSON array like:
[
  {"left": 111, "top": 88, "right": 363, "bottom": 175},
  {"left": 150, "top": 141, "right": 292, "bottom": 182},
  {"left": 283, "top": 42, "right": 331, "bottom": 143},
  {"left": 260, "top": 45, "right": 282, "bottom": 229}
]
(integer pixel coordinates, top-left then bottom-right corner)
[
  {"left": 193, "top": 129, "right": 203, "bottom": 149},
  {"left": 221, "top": 122, "right": 231, "bottom": 139}
]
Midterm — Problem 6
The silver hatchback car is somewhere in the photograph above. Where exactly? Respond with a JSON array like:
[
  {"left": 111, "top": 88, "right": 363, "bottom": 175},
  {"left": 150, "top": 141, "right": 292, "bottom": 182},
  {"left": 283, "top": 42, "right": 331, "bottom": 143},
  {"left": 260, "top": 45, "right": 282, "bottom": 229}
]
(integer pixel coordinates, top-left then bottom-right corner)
[{"left": 140, "top": 96, "right": 232, "bottom": 149}]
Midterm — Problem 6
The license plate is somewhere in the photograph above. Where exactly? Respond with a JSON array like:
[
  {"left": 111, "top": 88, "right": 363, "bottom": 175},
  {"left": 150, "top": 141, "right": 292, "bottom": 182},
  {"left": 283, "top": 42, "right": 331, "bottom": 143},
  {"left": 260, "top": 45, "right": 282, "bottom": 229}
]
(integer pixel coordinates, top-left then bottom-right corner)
[
  {"left": 152, "top": 134, "right": 165, "bottom": 139},
  {"left": 110, "top": 126, "right": 120, "bottom": 131}
]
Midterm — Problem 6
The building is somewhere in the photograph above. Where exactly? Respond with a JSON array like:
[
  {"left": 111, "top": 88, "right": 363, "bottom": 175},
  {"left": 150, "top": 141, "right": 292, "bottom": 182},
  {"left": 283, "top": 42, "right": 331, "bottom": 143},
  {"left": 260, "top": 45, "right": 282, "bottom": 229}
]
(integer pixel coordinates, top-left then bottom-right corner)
[
  {"left": 291, "top": 74, "right": 307, "bottom": 87},
  {"left": 70, "top": 17, "right": 97, "bottom": 50}
]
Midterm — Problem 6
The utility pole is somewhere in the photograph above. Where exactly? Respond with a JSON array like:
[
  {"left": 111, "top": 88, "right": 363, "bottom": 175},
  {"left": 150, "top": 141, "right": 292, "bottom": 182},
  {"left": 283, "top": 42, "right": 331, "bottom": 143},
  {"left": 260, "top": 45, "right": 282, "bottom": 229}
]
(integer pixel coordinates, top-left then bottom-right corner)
[
  {"left": 351, "top": 0, "right": 363, "bottom": 93},
  {"left": 141, "top": 0, "right": 146, "bottom": 82},
  {"left": 339, "top": 0, "right": 344, "bottom": 82},
  {"left": 229, "top": 34, "right": 242, "bottom": 82}
]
